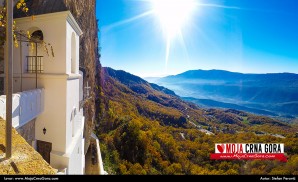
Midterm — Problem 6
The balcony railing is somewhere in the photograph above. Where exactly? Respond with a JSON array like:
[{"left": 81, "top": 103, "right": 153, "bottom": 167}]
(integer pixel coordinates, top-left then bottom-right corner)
[
  {"left": 26, "top": 56, "right": 44, "bottom": 73},
  {"left": 0, "top": 88, "right": 44, "bottom": 128}
]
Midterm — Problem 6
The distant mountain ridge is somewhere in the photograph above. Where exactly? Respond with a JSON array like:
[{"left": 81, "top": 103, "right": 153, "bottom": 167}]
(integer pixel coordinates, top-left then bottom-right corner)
[
  {"left": 163, "top": 69, "right": 298, "bottom": 86},
  {"left": 101, "top": 67, "right": 292, "bottom": 128},
  {"left": 156, "top": 69, "right": 298, "bottom": 117}
]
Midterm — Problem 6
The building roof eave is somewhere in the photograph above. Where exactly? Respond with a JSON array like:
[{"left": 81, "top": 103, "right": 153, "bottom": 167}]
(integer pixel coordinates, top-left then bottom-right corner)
[
  {"left": 14, "top": 11, "right": 83, "bottom": 37},
  {"left": 66, "top": 11, "right": 83, "bottom": 36}
]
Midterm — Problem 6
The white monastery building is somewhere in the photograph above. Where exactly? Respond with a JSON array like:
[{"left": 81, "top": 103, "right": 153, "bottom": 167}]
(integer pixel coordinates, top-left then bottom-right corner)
[{"left": 0, "top": 11, "right": 85, "bottom": 174}]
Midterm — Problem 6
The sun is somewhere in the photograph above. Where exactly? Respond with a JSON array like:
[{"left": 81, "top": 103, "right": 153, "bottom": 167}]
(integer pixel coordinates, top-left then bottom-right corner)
[
  {"left": 150, "top": 0, "right": 197, "bottom": 71},
  {"left": 151, "top": 0, "right": 196, "bottom": 39}
]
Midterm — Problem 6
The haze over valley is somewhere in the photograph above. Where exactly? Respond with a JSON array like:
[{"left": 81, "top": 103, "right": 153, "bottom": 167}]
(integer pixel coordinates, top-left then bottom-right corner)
[{"left": 147, "top": 69, "right": 298, "bottom": 118}]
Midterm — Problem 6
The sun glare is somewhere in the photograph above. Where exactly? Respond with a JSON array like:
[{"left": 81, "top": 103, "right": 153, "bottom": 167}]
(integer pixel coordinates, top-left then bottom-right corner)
[
  {"left": 151, "top": 0, "right": 196, "bottom": 39},
  {"left": 104, "top": 0, "right": 243, "bottom": 74}
]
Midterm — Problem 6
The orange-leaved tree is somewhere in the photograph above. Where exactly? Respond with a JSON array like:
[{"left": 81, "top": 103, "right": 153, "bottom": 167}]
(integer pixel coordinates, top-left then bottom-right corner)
[{"left": 0, "top": 0, "right": 28, "bottom": 46}]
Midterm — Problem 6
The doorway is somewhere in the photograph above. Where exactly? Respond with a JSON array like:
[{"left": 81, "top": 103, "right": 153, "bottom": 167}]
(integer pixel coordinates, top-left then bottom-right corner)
[{"left": 36, "top": 140, "right": 52, "bottom": 164}]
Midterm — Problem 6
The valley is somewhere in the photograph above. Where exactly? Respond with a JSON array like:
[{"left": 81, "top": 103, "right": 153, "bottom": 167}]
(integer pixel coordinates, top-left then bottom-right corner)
[
  {"left": 151, "top": 70, "right": 298, "bottom": 118},
  {"left": 97, "top": 67, "right": 298, "bottom": 175}
]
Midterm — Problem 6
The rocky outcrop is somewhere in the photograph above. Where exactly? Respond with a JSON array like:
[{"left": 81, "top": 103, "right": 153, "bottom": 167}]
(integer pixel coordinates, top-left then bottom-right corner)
[
  {"left": 0, "top": 118, "right": 56, "bottom": 174},
  {"left": 14, "top": 0, "right": 102, "bottom": 153}
]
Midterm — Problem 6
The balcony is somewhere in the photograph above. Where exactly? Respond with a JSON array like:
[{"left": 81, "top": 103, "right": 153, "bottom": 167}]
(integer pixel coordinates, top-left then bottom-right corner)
[{"left": 0, "top": 88, "right": 44, "bottom": 128}]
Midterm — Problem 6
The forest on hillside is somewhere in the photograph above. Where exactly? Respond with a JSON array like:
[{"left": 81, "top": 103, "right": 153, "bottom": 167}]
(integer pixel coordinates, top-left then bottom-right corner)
[{"left": 96, "top": 68, "right": 298, "bottom": 175}]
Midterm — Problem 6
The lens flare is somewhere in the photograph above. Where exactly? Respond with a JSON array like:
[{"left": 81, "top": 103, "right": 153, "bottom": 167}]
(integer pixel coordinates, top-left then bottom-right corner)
[
  {"left": 151, "top": 0, "right": 196, "bottom": 39},
  {"left": 103, "top": 0, "right": 242, "bottom": 74}
]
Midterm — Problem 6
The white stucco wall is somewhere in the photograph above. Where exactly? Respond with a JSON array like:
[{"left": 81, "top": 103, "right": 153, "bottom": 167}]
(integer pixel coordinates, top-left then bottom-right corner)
[
  {"left": 8, "top": 11, "right": 82, "bottom": 88},
  {"left": 50, "top": 151, "right": 69, "bottom": 171},
  {"left": 65, "top": 74, "right": 84, "bottom": 174},
  {"left": 66, "top": 78, "right": 80, "bottom": 148},
  {"left": 14, "top": 12, "right": 70, "bottom": 74},
  {"left": 50, "top": 110, "right": 85, "bottom": 174},
  {"left": 11, "top": 11, "right": 83, "bottom": 153},
  {"left": 66, "top": 23, "right": 80, "bottom": 75},
  {"left": 91, "top": 133, "right": 107, "bottom": 175},
  {"left": 35, "top": 77, "right": 67, "bottom": 152},
  {"left": 6, "top": 11, "right": 85, "bottom": 174},
  {"left": 67, "top": 129, "right": 85, "bottom": 174}
]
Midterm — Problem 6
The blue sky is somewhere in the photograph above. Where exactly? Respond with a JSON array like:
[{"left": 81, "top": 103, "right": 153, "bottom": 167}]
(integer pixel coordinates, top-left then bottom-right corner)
[{"left": 96, "top": 0, "right": 298, "bottom": 77}]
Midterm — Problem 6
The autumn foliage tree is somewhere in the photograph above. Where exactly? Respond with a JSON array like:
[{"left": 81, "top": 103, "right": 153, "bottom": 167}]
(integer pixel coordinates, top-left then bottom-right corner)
[
  {"left": 0, "top": 0, "right": 28, "bottom": 46},
  {"left": 98, "top": 68, "right": 298, "bottom": 175}
]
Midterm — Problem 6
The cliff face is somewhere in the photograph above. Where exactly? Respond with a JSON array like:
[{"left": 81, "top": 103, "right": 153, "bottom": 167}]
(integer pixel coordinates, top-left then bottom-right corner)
[
  {"left": 63, "top": 0, "right": 101, "bottom": 154},
  {"left": 14, "top": 0, "right": 101, "bottom": 153}
]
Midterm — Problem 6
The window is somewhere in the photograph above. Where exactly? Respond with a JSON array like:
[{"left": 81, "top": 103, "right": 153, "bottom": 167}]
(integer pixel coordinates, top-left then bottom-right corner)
[
  {"left": 26, "top": 30, "right": 44, "bottom": 73},
  {"left": 71, "top": 33, "right": 77, "bottom": 74},
  {"left": 31, "top": 30, "right": 44, "bottom": 42},
  {"left": 26, "top": 56, "right": 43, "bottom": 73}
]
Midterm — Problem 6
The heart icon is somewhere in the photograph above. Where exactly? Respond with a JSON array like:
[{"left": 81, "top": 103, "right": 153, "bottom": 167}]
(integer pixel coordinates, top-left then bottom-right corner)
[{"left": 217, "top": 144, "right": 225, "bottom": 153}]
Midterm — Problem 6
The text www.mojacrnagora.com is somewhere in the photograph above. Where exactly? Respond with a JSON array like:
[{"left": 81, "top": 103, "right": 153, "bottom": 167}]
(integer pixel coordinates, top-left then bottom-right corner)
[{"left": 4, "top": 177, "right": 59, "bottom": 181}]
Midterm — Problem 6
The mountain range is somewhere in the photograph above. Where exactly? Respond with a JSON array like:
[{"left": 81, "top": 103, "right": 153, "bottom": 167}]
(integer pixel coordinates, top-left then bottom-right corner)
[
  {"left": 152, "top": 70, "right": 298, "bottom": 117},
  {"left": 98, "top": 67, "right": 298, "bottom": 175}
]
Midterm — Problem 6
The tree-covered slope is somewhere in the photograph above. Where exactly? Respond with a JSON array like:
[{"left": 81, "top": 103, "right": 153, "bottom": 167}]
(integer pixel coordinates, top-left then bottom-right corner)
[{"left": 97, "top": 67, "right": 298, "bottom": 175}]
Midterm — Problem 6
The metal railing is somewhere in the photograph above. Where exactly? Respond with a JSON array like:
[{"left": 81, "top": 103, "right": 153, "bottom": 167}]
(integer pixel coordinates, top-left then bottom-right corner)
[{"left": 26, "top": 56, "right": 44, "bottom": 73}]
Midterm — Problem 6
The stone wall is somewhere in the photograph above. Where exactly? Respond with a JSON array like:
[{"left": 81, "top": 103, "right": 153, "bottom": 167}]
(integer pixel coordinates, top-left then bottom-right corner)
[{"left": 16, "top": 119, "right": 35, "bottom": 146}]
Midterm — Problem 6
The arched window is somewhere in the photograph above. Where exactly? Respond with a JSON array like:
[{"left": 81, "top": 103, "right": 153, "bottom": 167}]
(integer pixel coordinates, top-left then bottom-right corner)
[
  {"left": 71, "top": 33, "right": 77, "bottom": 74},
  {"left": 31, "top": 30, "right": 44, "bottom": 42},
  {"left": 26, "top": 28, "right": 44, "bottom": 73}
]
